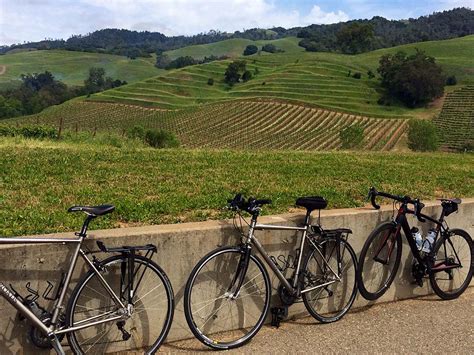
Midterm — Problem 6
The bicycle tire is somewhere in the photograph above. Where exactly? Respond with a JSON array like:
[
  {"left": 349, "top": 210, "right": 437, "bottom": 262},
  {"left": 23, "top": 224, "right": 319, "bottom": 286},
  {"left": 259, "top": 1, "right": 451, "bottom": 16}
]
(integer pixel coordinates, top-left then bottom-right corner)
[
  {"left": 184, "top": 246, "right": 271, "bottom": 350},
  {"left": 357, "top": 222, "right": 402, "bottom": 301},
  {"left": 66, "top": 254, "right": 174, "bottom": 354},
  {"left": 429, "top": 229, "right": 474, "bottom": 300},
  {"left": 302, "top": 237, "right": 358, "bottom": 322}
]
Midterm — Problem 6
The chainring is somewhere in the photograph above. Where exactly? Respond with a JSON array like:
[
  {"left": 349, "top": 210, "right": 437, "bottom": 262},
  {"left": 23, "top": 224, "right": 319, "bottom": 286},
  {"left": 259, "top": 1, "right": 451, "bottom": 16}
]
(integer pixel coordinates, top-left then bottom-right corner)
[
  {"left": 278, "top": 279, "right": 297, "bottom": 306},
  {"left": 29, "top": 313, "right": 65, "bottom": 349}
]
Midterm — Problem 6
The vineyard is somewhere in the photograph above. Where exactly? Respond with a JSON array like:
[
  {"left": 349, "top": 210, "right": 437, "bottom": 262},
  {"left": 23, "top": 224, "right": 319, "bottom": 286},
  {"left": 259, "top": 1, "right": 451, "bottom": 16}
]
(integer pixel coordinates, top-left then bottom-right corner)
[
  {"left": 11, "top": 99, "right": 407, "bottom": 151},
  {"left": 433, "top": 86, "right": 474, "bottom": 151},
  {"left": 89, "top": 55, "right": 412, "bottom": 118}
]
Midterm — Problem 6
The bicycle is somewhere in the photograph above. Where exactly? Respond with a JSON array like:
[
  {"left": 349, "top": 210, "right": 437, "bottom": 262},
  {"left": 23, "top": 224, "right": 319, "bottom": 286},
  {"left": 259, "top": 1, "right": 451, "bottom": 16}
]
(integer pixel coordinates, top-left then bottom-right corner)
[
  {"left": 183, "top": 194, "right": 358, "bottom": 350},
  {"left": 357, "top": 187, "right": 474, "bottom": 301},
  {"left": 0, "top": 205, "right": 174, "bottom": 354}
]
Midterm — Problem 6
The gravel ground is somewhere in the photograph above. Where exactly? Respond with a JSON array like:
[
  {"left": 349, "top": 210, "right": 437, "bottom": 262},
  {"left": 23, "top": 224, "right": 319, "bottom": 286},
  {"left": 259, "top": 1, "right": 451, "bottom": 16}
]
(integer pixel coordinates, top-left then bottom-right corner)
[{"left": 161, "top": 288, "right": 474, "bottom": 354}]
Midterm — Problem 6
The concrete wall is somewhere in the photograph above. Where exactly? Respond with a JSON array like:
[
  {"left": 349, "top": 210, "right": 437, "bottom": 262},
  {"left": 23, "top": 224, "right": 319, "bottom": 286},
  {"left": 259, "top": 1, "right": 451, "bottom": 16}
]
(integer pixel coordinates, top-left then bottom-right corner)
[{"left": 0, "top": 199, "right": 473, "bottom": 353}]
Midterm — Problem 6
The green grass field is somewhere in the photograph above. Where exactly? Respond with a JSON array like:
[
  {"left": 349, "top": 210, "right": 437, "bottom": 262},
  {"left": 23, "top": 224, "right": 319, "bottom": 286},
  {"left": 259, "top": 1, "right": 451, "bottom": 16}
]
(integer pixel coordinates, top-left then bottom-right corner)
[
  {"left": 164, "top": 37, "right": 304, "bottom": 60},
  {"left": 0, "top": 49, "right": 161, "bottom": 88},
  {"left": 1, "top": 138, "right": 473, "bottom": 236}
]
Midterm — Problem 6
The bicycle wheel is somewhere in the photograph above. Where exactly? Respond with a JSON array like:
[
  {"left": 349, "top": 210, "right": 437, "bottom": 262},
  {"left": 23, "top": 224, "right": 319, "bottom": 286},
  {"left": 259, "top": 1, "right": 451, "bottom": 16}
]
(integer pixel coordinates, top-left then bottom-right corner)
[
  {"left": 357, "top": 222, "right": 402, "bottom": 301},
  {"left": 66, "top": 254, "right": 174, "bottom": 354},
  {"left": 302, "top": 237, "right": 358, "bottom": 323},
  {"left": 429, "top": 229, "right": 474, "bottom": 300},
  {"left": 184, "top": 246, "right": 271, "bottom": 350}
]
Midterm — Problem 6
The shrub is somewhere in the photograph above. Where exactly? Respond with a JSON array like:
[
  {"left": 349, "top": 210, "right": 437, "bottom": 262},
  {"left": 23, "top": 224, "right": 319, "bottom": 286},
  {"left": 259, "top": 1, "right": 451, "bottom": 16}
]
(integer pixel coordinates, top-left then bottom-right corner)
[
  {"left": 243, "top": 45, "right": 258, "bottom": 56},
  {"left": 446, "top": 75, "right": 457, "bottom": 86},
  {"left": 407, "top": 119, "right": 440, "bottom": 151},
  {"left": 367, "top": 70, "right": 375, "bottom": 79},
  {"left": 352, "top": 72, "right": 362, "bottom": 79},
  {"left": 144, "top": 129, "right": 180, "bottom": 148},
  {"left": 242, "top": 70, "right": 252, "bottom": 82},
  {"left": 127, "top": 125, "right": 146, "bottom": 140},
  {"left": 340, "top": 124, "right": 365, "bottom": 149},
  {"left": 207, "top": 78, "right": 214, "bottom": 86},
  {"left": 0, "top": 125, "right": 16, "bottom": 137},
  {"left": 262, "top": 44, "right": 278, "bottom": 53}
]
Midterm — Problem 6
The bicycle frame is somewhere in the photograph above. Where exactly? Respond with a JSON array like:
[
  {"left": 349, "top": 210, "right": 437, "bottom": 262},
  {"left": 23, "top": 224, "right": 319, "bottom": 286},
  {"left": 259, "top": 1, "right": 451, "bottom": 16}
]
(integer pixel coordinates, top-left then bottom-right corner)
[
  {"left": 381, "top": 203, "right": 449, "bottom": 268},
  {"left": 242, "top": 211, "right": 341, "bottom": 297},
  {"left": 0, "top": 234, "right": 126, "bottom": 354}
]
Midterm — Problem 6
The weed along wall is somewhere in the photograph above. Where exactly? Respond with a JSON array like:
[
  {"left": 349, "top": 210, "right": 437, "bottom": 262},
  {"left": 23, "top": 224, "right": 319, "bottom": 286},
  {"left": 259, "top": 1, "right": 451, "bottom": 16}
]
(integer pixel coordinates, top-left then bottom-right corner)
[{"left": 0, "top": 200, "right": 473, "bottom": 353}]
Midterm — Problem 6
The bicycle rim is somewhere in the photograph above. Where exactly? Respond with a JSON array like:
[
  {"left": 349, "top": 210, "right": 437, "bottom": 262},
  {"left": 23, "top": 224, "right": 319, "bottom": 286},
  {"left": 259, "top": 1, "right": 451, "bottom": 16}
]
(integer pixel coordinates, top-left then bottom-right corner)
[
  {"left": 358, "top": 223, "right": 401, "bottom": 300},
  {"left": 67, "top": 255, "right": 174, "bottom": 354},
  {"left": 303, "top": 238, "right": 357, "bottom": 322},
  {"left": 430, "top": 230, "right": 474, "bottom": 300},
  {"left": 184, "top": 247, "right": 271, "bottom": 349}
]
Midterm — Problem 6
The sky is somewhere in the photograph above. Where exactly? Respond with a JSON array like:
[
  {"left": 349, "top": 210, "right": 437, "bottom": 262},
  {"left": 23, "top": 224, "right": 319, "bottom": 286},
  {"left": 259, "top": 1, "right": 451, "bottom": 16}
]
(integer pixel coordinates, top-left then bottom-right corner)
[{"left": 0, "top": 0, "right": 472, "bottom": 45}]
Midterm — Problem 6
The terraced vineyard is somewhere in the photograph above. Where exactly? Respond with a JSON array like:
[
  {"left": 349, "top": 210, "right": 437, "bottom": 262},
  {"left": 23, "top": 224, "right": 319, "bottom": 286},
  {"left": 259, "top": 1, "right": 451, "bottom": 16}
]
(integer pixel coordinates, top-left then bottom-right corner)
[
  {"left": 434, "top": 86, "right": 474, "bottom": 151},
  {"left": 89, "top": 55, "right": 411, "bottom": 118},
  {"left": 12, "top": 100, "right": 407, "bottom": 151}
]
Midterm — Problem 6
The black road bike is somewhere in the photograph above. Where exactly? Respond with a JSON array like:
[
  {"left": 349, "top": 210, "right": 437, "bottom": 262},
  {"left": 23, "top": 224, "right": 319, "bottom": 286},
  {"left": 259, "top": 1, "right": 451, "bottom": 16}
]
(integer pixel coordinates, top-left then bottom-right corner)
[
  {"left": 184, "top": 194, "right": 358, "bottom": 350},
  {"left": 357, "top": 187, "right": 474, "bottom": 301},
  {"left": 0, "top": 205, "right": 174, "bottom": 354}
]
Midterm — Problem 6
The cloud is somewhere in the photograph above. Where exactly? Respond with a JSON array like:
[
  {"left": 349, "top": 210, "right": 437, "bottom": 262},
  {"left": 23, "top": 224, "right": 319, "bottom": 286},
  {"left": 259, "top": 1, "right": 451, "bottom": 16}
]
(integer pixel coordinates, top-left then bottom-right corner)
[{"left": 0, "top": 0, "right": 350, "bottom": 45}]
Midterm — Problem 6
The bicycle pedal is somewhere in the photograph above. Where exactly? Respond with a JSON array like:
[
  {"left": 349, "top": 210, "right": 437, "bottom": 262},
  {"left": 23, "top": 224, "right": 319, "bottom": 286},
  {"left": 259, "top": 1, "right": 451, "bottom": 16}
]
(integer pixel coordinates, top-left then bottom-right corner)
[{"left": 270, "top": 306, "right": 288, "bottom": 328}]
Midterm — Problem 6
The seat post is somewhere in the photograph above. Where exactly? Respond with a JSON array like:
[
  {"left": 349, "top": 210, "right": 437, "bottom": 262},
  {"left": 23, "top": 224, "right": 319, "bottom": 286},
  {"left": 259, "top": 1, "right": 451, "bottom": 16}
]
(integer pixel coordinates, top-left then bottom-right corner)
[
  {"left": 79, "top": 215, "right": 95, "bottom": 237},
  {"left": 303, "top": 210, "right": 312, "bottom": 226}
]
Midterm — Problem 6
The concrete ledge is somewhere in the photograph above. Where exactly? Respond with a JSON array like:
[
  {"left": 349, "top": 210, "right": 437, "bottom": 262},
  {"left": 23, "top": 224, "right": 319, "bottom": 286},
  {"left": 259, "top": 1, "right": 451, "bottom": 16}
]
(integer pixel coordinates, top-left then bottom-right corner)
[{"left": 0, "top": 199, "right": 473, "bottom": 353}]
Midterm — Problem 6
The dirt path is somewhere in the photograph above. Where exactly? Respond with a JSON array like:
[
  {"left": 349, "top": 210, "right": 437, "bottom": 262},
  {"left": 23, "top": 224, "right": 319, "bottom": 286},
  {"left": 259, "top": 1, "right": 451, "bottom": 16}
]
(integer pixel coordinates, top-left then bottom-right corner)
[
  {"left": 0, "top": 65, "right": 6, "bottom": 75},
  {"left": 161, "top": 287, "right": 474, "bottom": 353}
]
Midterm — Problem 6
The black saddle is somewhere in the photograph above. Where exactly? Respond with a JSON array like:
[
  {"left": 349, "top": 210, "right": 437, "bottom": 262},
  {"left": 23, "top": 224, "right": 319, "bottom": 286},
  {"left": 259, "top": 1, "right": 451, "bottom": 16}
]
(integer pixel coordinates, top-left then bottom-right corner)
[
  {"left": 68, "top": 205, "right": 115, "bottom": 217},
  {"left": 438, "top": 198, "right": 461, "bottom": 217},
  {"left": 295, "top": 196, "right": 328, "bottom": 212}
]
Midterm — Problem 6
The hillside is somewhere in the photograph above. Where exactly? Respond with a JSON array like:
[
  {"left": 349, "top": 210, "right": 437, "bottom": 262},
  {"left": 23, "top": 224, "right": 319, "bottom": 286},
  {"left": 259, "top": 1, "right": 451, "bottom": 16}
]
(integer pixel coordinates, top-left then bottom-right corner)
[
  {"left": 164, "top": 37, "right": 304, "bottom": 60},
  {"left": 88, "top": 36, "right": 473, "bottom": 118},
  {"left": 2, "top": 138, "right": 473, "bottom": 236},
  {"left": 0, "top": 50, "right": 160, "bottom": 88},
  {"left": 11, "top": 100, "right": 408, "bottom": 151},
  {"left": 7, "top": 36, "right": 473, "bottom": 152},
  {"left": 433, "top": 86, "right": 474, "bottom": 151}
]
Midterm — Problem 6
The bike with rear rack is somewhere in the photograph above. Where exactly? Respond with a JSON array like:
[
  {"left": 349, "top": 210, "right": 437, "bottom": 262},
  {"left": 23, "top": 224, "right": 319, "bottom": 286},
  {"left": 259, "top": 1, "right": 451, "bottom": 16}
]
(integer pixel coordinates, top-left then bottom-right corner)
[
  {"left": 183, "top": 194, "right": 358, "bottom": 350},
  {"left": 356, "top": 187, "right": 474, "bottom": 301},
  {"left": 0, "top": 205, "right": 174, "bottom": 354}
]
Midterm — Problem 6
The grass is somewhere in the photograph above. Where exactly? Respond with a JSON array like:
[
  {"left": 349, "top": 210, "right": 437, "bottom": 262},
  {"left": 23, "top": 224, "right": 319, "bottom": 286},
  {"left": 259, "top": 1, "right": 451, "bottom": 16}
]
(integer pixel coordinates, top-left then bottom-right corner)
[
  {"left": 164, "top": 37, "right": 304, "bottom": 60},
  {"left": 0, "top": 49, "right": 161, "bottom": 88},
  {"left": 1, "top": 137, "right": 473, "bottom": 237}
]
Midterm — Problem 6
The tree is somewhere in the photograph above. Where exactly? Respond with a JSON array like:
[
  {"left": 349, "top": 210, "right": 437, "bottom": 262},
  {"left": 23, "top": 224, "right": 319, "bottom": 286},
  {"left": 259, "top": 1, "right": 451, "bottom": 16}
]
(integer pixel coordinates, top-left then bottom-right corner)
[
  {"left": 224, "top": 60, "right": 247, "bottom": 85},
  {"left": 336, "top": 23, "right": 374, "bottom": 54},
  {"left": 262, "top": 44, "right": 278, "bottom": 53},
  {"left": 243, "top": 45, "right": 258, "bottom": 56},
  {"left": 155, "top": 53, "right": 171, "bottom": 69},
  {"left": 242, "top": 70, "right": 252, "bottom": 82},
  {"left": 378, "top": 50, "right": 445, "bottom": 107},
  {"left": 407, "top": 119, "right": 440, "bottom": 151},
  {"left": 0, "top": 95, "right": 23, "bottom": 119},
  {"left": 84, "top": 67, "right": 106, "bottom": 94}
]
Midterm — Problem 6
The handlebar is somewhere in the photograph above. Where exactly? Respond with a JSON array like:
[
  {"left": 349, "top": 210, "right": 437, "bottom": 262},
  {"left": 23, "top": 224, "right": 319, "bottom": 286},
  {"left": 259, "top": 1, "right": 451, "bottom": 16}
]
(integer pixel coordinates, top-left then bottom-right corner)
[
  {"left": 368, "top": 187, "right": 425, "bottom": 222},
  {"left": 228, "top": 193, "right": 272, "bottom": 215}
]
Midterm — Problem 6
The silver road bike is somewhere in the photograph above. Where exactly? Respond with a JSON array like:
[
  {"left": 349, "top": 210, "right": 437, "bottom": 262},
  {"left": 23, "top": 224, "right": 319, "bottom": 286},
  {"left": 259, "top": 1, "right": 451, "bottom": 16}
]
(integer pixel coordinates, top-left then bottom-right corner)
[
  {"left": 0, "top": 205, "right": 174, "bottom": 354},
  {"left": 184, "top": 194, "right": 358, "bottom": 350}
]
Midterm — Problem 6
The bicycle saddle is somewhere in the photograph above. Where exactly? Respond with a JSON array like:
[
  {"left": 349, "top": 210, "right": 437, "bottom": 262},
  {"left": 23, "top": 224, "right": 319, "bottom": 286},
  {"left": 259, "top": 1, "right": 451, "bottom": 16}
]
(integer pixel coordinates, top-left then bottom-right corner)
[
  {"left": 68, "top": 205, "right": 115, "bottom": 216},
  {"left": 295, "top": 196, "right": 327, "bottom": 211},
  {"left": 438, "top": 198, "right": 462, "bottom": 205}
]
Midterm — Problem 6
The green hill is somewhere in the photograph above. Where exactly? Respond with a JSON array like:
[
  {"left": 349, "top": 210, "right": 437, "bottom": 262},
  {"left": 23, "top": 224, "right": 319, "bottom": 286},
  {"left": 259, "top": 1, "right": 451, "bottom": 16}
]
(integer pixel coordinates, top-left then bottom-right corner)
[
  {"left": 0, "top": 49, "right": 161, "bottom": 88},
  {"left": 164, "top": 37, "right": 304, "bottom": 60},
  {"left": 7, "top": 36, "right": 473, "bottom": 152},
  {"left": 88, "top": 36, "right": 473, "bottom": 118}
]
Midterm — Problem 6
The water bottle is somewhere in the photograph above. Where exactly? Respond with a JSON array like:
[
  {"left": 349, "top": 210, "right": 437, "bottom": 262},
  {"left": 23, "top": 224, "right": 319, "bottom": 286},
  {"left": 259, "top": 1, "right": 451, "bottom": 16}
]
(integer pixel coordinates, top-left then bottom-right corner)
[
  {"left": 411, "top": 227, "right": 423, "bottom": 251},
  {"left": 422, "top": 229, "right": 436, "bottom": 253}
]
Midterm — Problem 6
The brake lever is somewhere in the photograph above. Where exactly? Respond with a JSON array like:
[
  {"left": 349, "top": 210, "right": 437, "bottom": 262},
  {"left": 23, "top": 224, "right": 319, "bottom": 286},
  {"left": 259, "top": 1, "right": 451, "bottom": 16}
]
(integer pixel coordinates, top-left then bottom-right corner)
[{"left": 414, "top": 200, "right": 426, "bottom": 223}]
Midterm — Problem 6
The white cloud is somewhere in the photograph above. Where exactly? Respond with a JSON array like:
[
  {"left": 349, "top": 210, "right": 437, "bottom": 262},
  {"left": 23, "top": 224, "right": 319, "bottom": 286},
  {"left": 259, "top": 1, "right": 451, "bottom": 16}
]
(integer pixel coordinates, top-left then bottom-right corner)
[
  {"left": 304, "top": 5, "right": 349, "bottom": 24},
  {"left": 0, "top": 0, "right": 350, "bottom": 45}
]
